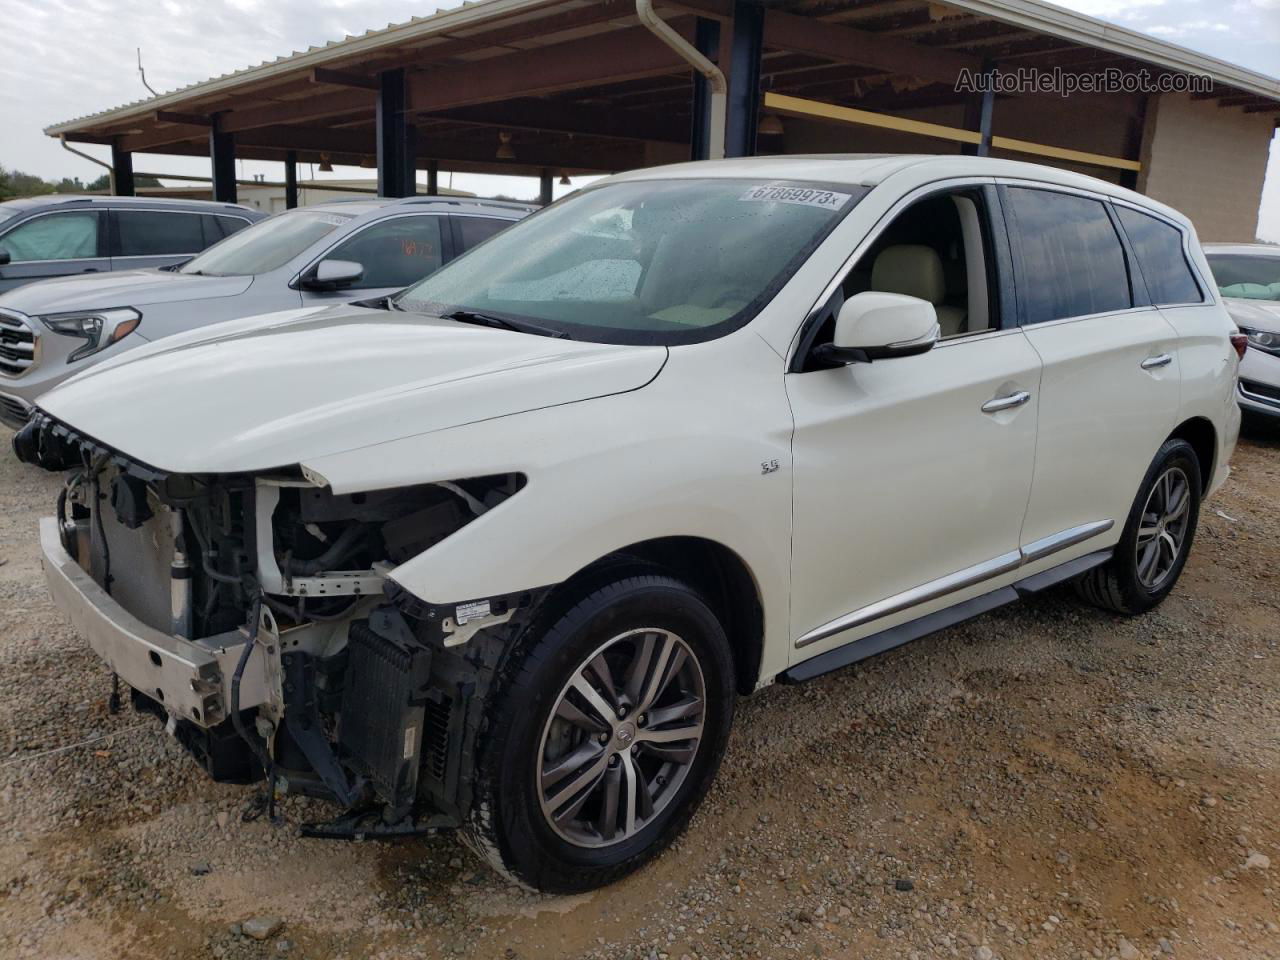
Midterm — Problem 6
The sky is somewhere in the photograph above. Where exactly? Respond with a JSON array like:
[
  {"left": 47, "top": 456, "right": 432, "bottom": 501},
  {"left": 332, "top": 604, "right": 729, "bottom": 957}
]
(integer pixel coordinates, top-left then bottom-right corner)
[{"left": 1, "top": 0, "right": 1278, "bottom": 228}]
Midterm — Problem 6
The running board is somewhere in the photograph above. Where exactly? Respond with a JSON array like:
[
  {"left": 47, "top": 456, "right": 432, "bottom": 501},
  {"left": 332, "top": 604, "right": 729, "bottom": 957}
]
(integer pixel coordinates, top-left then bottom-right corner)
[{"left": 778, "top": 549, "right": 1111, "bottom": 684}]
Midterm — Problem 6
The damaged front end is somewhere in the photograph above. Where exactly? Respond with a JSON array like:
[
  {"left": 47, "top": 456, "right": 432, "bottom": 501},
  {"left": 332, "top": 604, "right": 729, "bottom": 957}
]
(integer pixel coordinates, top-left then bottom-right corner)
[{"left": 18, "top": 413, "right": 536, "bottom": 835}]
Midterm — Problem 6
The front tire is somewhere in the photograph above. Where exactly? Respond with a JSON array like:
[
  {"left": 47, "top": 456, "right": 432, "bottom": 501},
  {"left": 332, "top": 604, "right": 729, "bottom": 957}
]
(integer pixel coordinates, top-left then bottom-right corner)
[
  {"left": 1075, "top": 438, "right": 1201, "bottom": 616},
  {"left": 464, "top": 573, "right": 735, "bottom": 893}
]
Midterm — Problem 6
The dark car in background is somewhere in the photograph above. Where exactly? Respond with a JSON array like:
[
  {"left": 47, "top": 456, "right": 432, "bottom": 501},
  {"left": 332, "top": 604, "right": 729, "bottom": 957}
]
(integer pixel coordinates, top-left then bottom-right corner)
[{"left": 0, "top": 195, "right": 264, "bottom": 292}]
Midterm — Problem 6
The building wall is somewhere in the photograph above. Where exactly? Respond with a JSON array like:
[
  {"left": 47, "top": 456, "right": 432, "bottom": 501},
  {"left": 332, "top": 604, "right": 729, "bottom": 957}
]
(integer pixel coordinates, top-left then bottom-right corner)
[{"left": 1138, "top": 93, "right": 1275, "bottom": 241}]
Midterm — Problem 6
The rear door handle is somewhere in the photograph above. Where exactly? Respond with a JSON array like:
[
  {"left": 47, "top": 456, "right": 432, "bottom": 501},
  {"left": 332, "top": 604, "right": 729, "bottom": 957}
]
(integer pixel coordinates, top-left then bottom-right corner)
[
  {"left": 981, "top": 390, "right": 1032, "bottom": 414},
  {"left": 1141, "top": 353, "right": 1173, "bottom": 370}
]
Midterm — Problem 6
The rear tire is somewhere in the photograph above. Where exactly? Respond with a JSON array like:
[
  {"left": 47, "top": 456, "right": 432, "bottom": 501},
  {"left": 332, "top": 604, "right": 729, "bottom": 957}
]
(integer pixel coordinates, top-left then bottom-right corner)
[
  {"left": 463, "top": 573, "right": 734, "bottom": 893},
  {"left": 1074, "top": 438, "right": 1201, "bottom": 616}
]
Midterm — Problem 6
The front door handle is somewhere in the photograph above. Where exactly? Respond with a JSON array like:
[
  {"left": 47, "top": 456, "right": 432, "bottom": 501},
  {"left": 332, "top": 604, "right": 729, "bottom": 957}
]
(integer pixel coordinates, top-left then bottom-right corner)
[
  {"left": 981, "top": 390, "right": 1032, "bottom": 414},
  {"left": 1141, "top": 353, "right": 1173, "bottom": 370}
]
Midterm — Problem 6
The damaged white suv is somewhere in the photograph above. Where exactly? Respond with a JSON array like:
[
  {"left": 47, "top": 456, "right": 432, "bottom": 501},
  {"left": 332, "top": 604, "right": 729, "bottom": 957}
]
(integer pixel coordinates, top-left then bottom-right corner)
[{"left": 19, "top": 156, "right": 1241, "bottom": 892}]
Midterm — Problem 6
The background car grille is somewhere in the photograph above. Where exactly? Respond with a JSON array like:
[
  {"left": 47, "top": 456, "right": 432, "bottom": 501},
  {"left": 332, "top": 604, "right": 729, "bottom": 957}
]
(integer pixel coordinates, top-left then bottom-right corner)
[
  {"left": 1240, "top": 378, "right": 1280, "bottom": 406},
  {"left": 0, "top": 393, "right": 31, "bottom": 425},
  {"left": 0, "top": 310, "right": 38, "bottom": 377}
]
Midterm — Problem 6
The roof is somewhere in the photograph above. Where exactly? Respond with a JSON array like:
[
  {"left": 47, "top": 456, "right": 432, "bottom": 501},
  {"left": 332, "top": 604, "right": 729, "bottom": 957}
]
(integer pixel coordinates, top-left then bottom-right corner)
[
  {"left": 43, "top": 0, "right": 1280, "bottom": 141},
  {"left": 41, "top": 0, "right": 1280, "bottom": 184},
  {"left": 0, "top": 194, "right": 258, "bottom": 214},
  {"left": 1203, "top": 243, "right": 1280, "bottom": 256},
  {"left": 612, "top": 153, "right": 1176, "bottom": 209}
]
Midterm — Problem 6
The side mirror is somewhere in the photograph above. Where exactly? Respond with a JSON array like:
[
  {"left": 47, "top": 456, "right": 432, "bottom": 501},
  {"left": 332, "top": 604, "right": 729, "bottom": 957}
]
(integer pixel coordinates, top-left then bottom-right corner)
[
  {"left": 815, "top": 291, "right": 939, "bottom": 365},
  {"left": 0, "top": 249, "right": 11, "bottom": 266},
  {"left": 301, "top": 258, "right": 364, "bottom": 291}
]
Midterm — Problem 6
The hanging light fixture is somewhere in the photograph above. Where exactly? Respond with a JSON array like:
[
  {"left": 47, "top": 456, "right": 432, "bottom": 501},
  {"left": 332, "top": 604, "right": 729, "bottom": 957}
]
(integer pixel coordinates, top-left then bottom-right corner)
[
  {"left": 758, "top": 114, "right": 784, "bottom": 137},
  {"left": 496, "top": 131, "right": 515, "bottom": 160},
  {"left": 318, "top": 153, "right": 334, "bottom": 173},
  {"left": 559, "top": 174, "right": 571, "bottom": 186}
]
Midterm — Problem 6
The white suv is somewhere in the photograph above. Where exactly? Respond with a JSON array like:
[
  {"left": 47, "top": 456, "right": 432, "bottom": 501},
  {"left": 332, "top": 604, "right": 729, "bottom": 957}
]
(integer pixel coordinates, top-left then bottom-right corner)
[{"left": 19, "top": 155, "right": 1242, "bottom": 893}]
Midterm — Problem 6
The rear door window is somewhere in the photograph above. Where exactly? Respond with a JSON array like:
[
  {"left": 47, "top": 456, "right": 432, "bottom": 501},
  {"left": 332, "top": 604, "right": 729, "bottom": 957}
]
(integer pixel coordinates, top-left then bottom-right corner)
[
  {"left": 1004, "top": 187, "right": 1132, "bottom": 324},
  {"left": 114, "top": 211, "right": 205, "bottom": 257},
  {"left": 0, "top": 211, "right": 102, "bottom": 262},
  {"left": 1115, "top": 206, "right": 1203, "bottom": 305},
  {"left": 453, "top": 215, "right": 514, "bottom": 255}
]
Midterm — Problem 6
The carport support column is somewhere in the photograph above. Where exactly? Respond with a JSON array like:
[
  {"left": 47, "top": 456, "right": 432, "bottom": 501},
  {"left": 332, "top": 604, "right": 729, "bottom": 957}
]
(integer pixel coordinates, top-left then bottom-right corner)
[
  {"left": 284, "top": 151, "right": 298, "bottom": 209},
  {"left": 539, "top": 169, "right": 554, "bottom": 206},
  {"left": 426, "top": 160, "right": 439, "bottom": 196},
  {"left": 961, "top": 64, "right": 995, "bottom": 157},
  {"left": 110, "top": 142, "right": 135, "bottom": 197},
  {"left": 725, "top": 0, "right": 763, "bottom": 158},
  {"left": 377, "top": 68, "right": 417, "bottom": 198},
  {"left": 209, "top": 121, "right": 237, "bottom": 204},
  {"left": 690, "top": 17, "right": 722, "bottom": 161}
]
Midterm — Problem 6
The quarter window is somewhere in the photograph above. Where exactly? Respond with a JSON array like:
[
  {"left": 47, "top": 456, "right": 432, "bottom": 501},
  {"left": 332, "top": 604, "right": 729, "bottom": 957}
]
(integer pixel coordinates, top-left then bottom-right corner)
[
  {"left": 454, "top": 215, "right": 512, "bottom": 254},
  {"left": 1005, "top": 187, "right": 1132, "bottom": 324},
  {"left": 115, "top": 211, "right": 205, "bottom": 256},
  {"left": 1115, "top": 207, "right": 1202, "bottom": 305},
  {"left": 325, "top": 216, "right": 445, "bottom": 289},
  {"left": 0, "top": 212, "right": 101, "bottom": 262}
]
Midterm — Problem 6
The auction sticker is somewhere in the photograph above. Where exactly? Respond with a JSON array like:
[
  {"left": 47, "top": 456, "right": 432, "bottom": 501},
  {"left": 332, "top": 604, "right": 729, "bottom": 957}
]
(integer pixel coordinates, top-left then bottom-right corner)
[{"left": 739, "top": 185, "right": 852, "bottom": 209}]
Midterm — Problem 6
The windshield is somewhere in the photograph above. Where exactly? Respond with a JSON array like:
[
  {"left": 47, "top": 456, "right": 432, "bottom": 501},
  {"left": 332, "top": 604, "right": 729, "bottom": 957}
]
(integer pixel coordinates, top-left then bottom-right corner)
[
  {"left": 1207, "top": 253, "right": 1280, "bottom": 301},
  {"left": 396, "top": 178, "right": 866, "bottom": 344},
  {"left": 180, "top": 210, "right": 354, "bottom": 277}
]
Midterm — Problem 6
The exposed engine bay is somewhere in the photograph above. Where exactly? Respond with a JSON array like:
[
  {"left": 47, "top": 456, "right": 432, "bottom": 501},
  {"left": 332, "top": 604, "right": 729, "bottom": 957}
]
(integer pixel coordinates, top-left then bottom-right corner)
[{"left": 16, "top": 412, "right": 535, "bottom": 835}]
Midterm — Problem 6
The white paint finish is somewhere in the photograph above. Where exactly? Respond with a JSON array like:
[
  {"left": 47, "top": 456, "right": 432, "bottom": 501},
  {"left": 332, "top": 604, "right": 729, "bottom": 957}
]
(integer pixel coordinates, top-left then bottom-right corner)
[
  {"left": 786, "top": 330, "right": 1041, "bottom": 655},
  {"left": 32, "top": 156, "right": 1244, "bottom": 688},
  {"left": 1018, "top": 308, "right": 1181, "bottom": 548},
  {"left": 40, "top": 308, "right": 667, "bottom": 474},
  {"left": 309, "top": 329, "right": 798, "bottom": 683}
]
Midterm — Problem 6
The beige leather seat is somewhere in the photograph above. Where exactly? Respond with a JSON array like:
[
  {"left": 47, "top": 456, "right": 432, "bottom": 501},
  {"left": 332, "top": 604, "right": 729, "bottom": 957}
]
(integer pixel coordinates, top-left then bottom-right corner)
[{"left": 870, "top": 244, "right": 967, "bottom": 337}]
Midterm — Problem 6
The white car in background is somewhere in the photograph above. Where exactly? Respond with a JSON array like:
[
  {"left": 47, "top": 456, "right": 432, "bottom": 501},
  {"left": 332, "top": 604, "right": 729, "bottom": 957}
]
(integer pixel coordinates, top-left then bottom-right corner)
[
  {"left": 1204, "top": 242, "right": 1280, "bottom": 424},
  {"left": 18, "top": 155, "right": 1242, "bottom": 893}
]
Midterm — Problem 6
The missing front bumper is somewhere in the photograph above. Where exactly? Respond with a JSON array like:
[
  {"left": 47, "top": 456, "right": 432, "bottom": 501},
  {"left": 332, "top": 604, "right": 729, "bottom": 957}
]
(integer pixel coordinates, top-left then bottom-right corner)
[{"left": 39, "top": 516, "right": 268, "bottom": 727}]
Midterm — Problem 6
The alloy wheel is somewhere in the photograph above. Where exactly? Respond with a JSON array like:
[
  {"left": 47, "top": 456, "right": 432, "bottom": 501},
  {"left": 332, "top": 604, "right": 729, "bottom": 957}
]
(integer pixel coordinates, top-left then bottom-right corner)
[
  {"left": 537, "top": 628, "right": 706, "bottom": 848},
  {"left": 1135, "top": 465, "right": 1192, "bottom": 589}
]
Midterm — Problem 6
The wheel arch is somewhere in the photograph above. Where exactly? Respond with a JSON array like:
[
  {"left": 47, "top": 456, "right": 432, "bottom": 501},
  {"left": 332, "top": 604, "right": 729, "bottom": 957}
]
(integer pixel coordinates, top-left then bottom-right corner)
[
  {"left": 1167, "top": 416, "right": 1216, "bottom": 495},
  {"left": 548, "top": 536, "right": 767, "bottom": 697}
]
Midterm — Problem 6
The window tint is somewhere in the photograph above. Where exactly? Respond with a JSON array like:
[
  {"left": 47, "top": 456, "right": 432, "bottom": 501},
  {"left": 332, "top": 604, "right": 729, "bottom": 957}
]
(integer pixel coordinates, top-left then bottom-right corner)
[
  {"left": 215, "top": 215, "right": 250, "bottom": 239},
  {"left": 115, "top": 211, "right": 205, "bottom": 256},
  {"left": 1116, "top": 207, "right": 1201, "bottom": 305},
  {"left": 398, "top": 179, "right": 864, "bottom": 346},
  {"left": 326, "top": 215, "right": 445, "bottom": 289},
  {"left": 0, "top": 212, "right": 100, "bottom": 262},
  {"left": 455, "top": 215, "right": 512, "bottom": 253},
  {"left": 1006, "top": 188, "right": 1131, "bottom": 324},
  {"left": 180, "top": 210, "right": 352, "bottom": 277}
]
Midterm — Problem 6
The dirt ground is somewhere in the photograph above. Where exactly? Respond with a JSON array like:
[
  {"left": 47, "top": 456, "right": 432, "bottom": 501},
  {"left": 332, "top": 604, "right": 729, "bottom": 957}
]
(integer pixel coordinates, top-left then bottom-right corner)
[{"left": 0, "top": 426, "right": 1277, "bottom": 960}]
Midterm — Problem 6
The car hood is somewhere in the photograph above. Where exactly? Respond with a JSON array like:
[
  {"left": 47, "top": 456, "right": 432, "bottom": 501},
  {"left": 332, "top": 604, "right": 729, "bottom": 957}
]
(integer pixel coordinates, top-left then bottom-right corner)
[
  {"left": 37, "top": 305, "right": 668, "bottom": 475},
  {"left": 0, "top": 268, "right": 253, "bottom": 314},
  {"left": 1224, "top": 297, "right": 1280, "bottom": 333}
]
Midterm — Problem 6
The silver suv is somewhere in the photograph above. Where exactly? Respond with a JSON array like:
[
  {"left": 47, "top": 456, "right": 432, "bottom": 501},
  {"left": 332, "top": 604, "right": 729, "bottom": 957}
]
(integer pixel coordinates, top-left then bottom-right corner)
[
  {"left": 0, "top": 196, "right": 531, "bottom": 428},
  {"left": 0, "top": 195, "right": 263, "bottom": 292}
]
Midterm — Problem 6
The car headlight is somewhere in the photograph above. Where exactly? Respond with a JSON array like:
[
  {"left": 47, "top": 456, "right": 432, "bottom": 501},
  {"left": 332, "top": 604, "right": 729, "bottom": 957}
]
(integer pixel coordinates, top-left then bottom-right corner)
[
  {"left": 40, "top": 308, "right": 141, "bottom": 363},
  {"left": 1238, "top": 326, "right": 1280, "bottom": 356}
]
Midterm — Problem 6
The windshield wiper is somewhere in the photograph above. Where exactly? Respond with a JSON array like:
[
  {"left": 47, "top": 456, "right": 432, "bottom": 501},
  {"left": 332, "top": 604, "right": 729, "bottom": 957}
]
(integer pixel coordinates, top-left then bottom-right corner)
[{"left": 441, "top": 309, "right": 569, "bottom": 339}]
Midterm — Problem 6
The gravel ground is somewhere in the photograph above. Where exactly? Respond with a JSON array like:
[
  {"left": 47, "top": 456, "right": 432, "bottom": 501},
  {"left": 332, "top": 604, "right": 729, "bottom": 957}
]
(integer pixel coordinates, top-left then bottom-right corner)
[{"left": 1, "top": 426, "right": 1277, "bottom": 960}]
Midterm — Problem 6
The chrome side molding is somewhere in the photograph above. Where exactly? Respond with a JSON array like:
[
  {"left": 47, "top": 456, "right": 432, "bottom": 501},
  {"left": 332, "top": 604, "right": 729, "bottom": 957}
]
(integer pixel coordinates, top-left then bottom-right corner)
[{"left": 796, "top": 519, "right": 1114, "bottom": 648}]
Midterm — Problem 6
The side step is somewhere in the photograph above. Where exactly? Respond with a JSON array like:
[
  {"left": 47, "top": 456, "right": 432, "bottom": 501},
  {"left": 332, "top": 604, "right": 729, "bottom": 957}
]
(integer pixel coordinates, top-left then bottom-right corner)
[{"left": 779, "top": 550, "right": 1110, "bottom": 684}]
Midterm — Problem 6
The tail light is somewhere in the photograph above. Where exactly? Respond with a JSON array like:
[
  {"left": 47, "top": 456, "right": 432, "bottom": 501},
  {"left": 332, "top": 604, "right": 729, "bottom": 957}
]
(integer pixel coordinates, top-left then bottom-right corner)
[{"left": 1230, "top": 333, "right": 1248, "bottom": 360}]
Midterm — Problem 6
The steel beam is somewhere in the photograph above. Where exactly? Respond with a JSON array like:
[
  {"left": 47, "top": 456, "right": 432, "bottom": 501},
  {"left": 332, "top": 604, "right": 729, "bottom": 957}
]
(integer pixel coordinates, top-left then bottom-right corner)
[
  {"left": 961, "top": 64, "right": 995, "bottom": 157},
  {"left": 209, "top": 122, "right": 237, "bottom": 204},
  {"left": 285, "top": 151, "right": 298, "bottom": 208},
  {"left": 690, "top": 17, "right": 722, "bottom": 160},
  {"left": 377, "top": 68, "right": 416, "bottom": 198},
  {"left": 110, "top": 143, "right": 135, "bottom": 197},
  {"left": 725, "top": 0, "right": 763, "bottom": 158}
]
